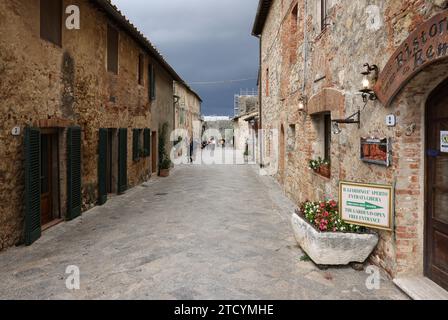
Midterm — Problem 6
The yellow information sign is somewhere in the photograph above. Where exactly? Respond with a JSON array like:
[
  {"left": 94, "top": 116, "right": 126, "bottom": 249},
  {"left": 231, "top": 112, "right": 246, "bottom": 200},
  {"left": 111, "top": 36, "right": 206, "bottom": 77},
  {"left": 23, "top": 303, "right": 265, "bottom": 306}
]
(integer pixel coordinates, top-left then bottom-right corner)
[{"left": 339, "top": 181, "right": 394, "bottom": 231}]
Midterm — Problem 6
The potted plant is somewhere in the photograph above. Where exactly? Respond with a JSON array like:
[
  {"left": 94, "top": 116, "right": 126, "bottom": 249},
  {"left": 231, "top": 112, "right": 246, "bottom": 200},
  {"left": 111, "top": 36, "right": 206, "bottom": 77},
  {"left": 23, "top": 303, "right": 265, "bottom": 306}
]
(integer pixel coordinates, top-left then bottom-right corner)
[
  {"left": 308, "top": 157, "right": 331, "bottom": 178},
  {"left": 291, "top": 200, "right": 378, "bottom": 265},
  {"left": 158, "top": 122, "right": 172, "bottom": 177},
  {"left": 159, "top": 157, "right": 172, "bottom": 177}
]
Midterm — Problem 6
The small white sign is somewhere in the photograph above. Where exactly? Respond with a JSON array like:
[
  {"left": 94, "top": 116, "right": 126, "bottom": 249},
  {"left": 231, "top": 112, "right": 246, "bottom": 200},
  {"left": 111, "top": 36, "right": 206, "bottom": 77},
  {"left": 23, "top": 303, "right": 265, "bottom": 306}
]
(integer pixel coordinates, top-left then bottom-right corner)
[
  {"left": 386, "top": 114, "right": 396, "bottom": 127},
  {"left": 11, "top": 127, "right": 21, "bottom": 136},
  {"left": 441, "top": 131, "right": 448, "bottom": 153},
  {"left": 339, "top": 181, "right": 394, "bottom": 231}
]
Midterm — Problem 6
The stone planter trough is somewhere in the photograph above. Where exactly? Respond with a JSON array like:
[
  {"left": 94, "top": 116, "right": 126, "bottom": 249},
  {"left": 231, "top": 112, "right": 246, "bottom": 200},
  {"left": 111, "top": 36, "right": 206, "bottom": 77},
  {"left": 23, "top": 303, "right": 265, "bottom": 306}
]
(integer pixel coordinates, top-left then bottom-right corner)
[{"left": 291, "top": 213, "right": 378, "bottom": 265}]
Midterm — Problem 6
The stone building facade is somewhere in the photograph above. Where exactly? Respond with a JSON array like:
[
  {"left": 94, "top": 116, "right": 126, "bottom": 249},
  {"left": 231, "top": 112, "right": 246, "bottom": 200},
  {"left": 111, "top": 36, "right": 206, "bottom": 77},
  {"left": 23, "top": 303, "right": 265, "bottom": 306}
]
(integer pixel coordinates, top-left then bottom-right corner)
[
  {"left": 253, "top": 0, "right": 448, "bottom": 291},
  {"left": 0, "top": 0, "right": 185, "bottom": 250},
  {"left": 174, "top": 81, "right": 203, "bottom": 140},
  {"left": 233, "top": 95, "right": 260, "bottom": 163}
]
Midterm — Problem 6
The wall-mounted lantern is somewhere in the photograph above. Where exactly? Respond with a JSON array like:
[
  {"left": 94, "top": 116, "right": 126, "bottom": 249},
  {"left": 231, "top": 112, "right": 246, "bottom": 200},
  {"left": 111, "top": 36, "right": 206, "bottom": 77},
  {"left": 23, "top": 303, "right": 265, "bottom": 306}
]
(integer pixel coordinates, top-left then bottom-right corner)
[
  {"left": 359, "top": 63, "right": 379, "bottom": 102},
  {"left": 331, "top": 109, "right": 361, "bottom": 135},
  {"left": 298, "top": 96, "right": 307, "bottom": 112}
]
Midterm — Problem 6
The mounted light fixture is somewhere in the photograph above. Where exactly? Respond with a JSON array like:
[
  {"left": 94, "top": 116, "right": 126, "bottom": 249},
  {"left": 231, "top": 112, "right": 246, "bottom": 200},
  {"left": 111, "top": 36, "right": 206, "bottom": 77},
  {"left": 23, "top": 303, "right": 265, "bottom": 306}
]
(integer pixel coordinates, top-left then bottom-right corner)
[
  {"left": 359, "top": 63, "right": 379, "bottom": 102},
  {"left": 298, "top": 96, "right": 307, "bottom": 112},
  {"left": 331, "top": 109, "right": 361, "bottom": 135}
]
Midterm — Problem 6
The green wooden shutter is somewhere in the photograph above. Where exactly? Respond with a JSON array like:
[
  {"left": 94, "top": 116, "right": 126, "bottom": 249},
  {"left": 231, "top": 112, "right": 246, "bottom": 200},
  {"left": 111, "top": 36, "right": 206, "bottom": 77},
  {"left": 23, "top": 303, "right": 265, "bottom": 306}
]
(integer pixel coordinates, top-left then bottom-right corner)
[
  {"left": 98, "top": 129, "right": 108, "bottom": 205},
  {"left": 143, "top": 128, "right": 151, "bottom": 157},
  {"left": 133, "top": 129, "right": 139, "bottom": 161},
  {"left": 24, "top": 127, "right": 41, "bottom": 246},
  {"left": 118, "top": 128, "right": 128, "bottom": 194},
  {"left": 67, "top": 127, "right": 82, "bottom": 221}
]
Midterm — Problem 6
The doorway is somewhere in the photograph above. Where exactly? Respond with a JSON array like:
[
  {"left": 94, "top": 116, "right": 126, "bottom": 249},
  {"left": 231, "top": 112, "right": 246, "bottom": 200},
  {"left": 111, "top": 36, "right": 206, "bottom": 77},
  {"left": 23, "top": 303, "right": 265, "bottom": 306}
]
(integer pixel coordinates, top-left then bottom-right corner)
[
  {"left": 279, "top": 125, "right": 285, "bottom": 183},
  {"left": 40, "top": 129, "right": 59, "bottom": 227},
  {"left": 152, "top": 131, "right": 157, "bottom": 174},
  {"left": 425, "top": 78, "right": 448, "bottom": 291}
]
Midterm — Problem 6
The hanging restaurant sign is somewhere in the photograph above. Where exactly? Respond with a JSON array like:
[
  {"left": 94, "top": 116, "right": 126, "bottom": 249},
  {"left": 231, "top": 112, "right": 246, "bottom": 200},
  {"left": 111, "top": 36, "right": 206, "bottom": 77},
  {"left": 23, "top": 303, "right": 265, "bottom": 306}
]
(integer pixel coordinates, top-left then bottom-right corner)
[
  {"left": 339, "top": 181, "right": 394, "bottom": 231},
  {"left": 374, "top": 10, "right": 448, "bottom": 107}
]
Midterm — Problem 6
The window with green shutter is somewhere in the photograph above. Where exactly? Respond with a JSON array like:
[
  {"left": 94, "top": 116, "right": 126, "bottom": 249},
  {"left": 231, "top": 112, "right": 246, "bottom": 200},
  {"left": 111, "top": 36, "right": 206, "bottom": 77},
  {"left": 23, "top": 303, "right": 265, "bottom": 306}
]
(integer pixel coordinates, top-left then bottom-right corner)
[
  {"left": 67, "top": 127, "right": 82, "bottom": 221},
  {"left": 24, "top": 127, "right": 42, "bottom": 246},
  {"left": 118, "top": 128, "right": 128, "bottom": 194},
  {"left": 143, "top": 128, "right": 151, "bottom": 157},
  {"left": 133, "top": 129, "right": 140, "bottom": 162},
  {"left": 98, "top": 129, "right": 108, "bottom": 205}
]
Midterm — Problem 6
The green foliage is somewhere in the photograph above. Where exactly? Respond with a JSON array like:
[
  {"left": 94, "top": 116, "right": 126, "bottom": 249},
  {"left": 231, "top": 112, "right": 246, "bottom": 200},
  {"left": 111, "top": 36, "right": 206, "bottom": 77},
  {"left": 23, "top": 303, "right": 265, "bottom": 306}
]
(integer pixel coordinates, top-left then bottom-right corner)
[
  {"left": 308, "top": 157, "right": 330, "bottom": 171},
  {"left": 298, "top": 200, "right": 365, "bottom": 233},
  {"left": 158, "top": 122, "right": 172, "bottom": 171}
]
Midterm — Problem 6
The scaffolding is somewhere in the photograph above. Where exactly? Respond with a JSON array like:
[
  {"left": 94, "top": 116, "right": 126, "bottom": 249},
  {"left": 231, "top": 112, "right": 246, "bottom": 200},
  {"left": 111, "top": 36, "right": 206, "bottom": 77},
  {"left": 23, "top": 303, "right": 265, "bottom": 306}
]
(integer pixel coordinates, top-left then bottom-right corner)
[{"left": 234, "top": 88, "right": 258, "bottom": 117}]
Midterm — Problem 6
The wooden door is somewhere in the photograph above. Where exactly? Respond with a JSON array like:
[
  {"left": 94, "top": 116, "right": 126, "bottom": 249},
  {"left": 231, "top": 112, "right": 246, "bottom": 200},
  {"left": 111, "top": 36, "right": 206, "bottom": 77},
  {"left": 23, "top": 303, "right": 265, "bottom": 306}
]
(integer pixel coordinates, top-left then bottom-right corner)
[
  {"left": 152, "top": 131, "right": 157, "bottom": 173},
  {"left": 425, "top": 79, "right": 448, "bottom": 291},
  {"left": 40, "top": 133, "right": 54, "bottom": 226},
  {"left": 279, "top": 125, "right": 285, "bottom": 182}
]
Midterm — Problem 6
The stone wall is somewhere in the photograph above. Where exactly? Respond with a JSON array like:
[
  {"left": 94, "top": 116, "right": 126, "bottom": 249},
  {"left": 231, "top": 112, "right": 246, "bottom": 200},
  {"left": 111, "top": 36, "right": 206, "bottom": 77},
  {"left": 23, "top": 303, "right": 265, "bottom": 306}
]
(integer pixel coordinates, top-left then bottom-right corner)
[
  {"left": 0, "top": 0, "right": 175, "bottom": 249},
  {"left": 174, "top": 82, "right": 202, "bottom": 140},
  {"left": 258, "top": 0, "right": 448, "bottom": 277},
  {"left": 151, "top": 61, "right": 175, "bottom": 169}
]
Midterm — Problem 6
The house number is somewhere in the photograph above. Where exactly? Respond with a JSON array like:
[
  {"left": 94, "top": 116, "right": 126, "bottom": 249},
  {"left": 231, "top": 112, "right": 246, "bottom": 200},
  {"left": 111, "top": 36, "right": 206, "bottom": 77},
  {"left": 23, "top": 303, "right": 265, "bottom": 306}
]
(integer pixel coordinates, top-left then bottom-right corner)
[{"left": 11, "top": 127, "right": 21, "bottom": 136}]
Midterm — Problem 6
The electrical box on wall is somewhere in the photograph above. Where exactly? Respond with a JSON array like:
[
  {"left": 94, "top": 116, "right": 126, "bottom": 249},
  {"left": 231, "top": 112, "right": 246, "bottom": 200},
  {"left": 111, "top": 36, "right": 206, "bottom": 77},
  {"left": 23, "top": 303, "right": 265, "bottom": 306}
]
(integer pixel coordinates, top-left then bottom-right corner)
[{"left": 360, "top": 138, "right": 392, "bottom": 167}]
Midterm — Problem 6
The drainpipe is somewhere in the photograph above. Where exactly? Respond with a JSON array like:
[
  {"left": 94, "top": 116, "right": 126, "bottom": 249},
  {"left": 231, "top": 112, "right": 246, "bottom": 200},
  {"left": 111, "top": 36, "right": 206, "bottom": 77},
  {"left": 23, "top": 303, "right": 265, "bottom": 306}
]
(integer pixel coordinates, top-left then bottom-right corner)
[
  {"left": 256, "top": 34, "right": 263, "bottom": 168},
  {"left": 302, "top": 0, "right": 309, "bottom": 94}
]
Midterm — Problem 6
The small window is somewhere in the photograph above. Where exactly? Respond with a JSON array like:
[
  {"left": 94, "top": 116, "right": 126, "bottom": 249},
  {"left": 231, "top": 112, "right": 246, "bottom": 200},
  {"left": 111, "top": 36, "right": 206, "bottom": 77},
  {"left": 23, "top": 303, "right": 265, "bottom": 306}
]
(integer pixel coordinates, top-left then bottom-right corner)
[
  {"left": 290, "top": 5, "right": 298, "bottom": 64},
  {"left": 287, "top": 124, "right": 296, "bottom": 152},
  {"left": 265, "top": 68, "right": 270, "bottom": 97},
  {"left": 138, "top": 54, "right": 144, "bottom": 85},
  {"left": 148, "top": 64, "right": 156, "bottom": 100},
  {"left": 40, "top": 0, "right": 62, "bottom": 46},
  {"left": 320, "top": 0, "right": 328, "bottom": 31},
  {"left": 324, "top": 113, "right": 331, "bottom": 161},
  {"left": 107, "top": 25, "right": 119, "bottom": 74}
]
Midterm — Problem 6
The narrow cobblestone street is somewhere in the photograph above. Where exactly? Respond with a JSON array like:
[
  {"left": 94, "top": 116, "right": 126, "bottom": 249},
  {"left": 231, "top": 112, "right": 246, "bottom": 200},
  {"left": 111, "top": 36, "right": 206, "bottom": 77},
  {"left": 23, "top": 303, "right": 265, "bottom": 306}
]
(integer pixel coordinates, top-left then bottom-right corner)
[{"left": 0, "top": 164, "right": 406, "bottom": 300}]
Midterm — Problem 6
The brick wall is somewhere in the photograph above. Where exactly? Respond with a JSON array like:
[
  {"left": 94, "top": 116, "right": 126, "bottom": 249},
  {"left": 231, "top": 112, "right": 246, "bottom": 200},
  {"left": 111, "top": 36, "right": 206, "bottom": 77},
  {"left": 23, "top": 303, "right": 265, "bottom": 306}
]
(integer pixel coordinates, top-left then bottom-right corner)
[
  {"left": 258, "top": 0, "right": 448, "bottom": 277},
  {"left": 0, "top": 0, "right": 172, "bottom": 249}
]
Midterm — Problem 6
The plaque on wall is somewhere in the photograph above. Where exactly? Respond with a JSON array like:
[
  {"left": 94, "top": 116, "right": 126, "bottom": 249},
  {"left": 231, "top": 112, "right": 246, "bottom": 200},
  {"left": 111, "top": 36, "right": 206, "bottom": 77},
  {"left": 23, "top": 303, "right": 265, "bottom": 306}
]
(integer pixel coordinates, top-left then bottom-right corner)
[{"left": 360, "top": 138, "right": 391, "bottom": 167}]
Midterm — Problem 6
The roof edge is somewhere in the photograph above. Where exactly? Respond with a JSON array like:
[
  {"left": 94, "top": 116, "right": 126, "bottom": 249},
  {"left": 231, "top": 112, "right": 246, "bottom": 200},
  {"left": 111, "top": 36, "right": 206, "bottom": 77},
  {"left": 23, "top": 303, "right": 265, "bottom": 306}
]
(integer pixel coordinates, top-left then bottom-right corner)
[
  {"left": 251, "top": 0, "right": 273, "bottom": 36},
  {"left": 91, "top": 0, "right": 183, "bottom": 82}
]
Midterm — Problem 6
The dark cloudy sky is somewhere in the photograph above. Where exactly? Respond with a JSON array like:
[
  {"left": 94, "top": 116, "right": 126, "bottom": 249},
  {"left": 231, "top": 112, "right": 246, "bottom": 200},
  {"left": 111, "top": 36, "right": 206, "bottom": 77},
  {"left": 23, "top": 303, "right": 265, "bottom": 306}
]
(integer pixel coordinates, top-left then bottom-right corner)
[{"left": 111, "top": 0, "right": 260, "bottom": 116}]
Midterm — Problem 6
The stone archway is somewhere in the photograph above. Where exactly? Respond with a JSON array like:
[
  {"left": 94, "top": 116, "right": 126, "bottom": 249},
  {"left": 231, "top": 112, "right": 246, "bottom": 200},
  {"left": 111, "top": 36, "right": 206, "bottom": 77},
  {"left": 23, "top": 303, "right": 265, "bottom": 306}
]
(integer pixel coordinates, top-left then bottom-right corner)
[{"left": 387, "top": 58, "right": 448, "bottom": 277}]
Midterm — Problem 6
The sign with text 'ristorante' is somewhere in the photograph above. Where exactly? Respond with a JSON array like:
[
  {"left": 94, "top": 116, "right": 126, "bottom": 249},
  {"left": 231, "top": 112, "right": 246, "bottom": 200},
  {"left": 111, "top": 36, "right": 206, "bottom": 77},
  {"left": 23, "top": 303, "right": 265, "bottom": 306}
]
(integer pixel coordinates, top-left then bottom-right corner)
[
  {"left": 374, "top": 10, "right": 448, "bottom": 107},
  {"left": 339, "top": 181, "right": 393, "bottom": 231}
]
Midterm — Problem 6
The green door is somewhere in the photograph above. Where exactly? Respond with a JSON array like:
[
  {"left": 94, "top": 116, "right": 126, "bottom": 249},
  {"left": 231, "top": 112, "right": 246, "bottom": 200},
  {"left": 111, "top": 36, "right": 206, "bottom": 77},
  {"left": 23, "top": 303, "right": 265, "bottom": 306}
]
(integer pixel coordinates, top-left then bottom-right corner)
[
  {"left": 118, "top": 128, "right": 128, "bottom": 194},
  {"left": 98, "top": 129, "right": 108, "bottom": 205},
  {"left": 67, "top": 127, "right": 82, "bottom": 221},
  {"left": 24, "top": 127, "right": 41, "bottom": 245}
]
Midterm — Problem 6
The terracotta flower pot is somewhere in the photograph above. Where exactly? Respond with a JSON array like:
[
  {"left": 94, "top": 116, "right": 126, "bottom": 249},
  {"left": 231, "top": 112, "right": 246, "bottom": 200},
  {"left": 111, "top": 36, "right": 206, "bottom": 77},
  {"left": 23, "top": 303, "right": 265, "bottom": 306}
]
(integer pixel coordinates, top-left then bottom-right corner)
[
  {"left": 319, "top": 164, "right": 331, "bottom": 178},
  {"left": 159, "top": 169, "right": 170, "bottom": 177}
]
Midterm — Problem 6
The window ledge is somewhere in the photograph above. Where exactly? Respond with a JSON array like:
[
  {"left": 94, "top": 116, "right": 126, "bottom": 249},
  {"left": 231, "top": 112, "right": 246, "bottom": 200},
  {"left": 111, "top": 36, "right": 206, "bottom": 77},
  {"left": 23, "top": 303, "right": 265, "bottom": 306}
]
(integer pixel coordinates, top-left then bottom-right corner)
[{"left": 310, "top": 169, "right": 331, "bottom": 180}]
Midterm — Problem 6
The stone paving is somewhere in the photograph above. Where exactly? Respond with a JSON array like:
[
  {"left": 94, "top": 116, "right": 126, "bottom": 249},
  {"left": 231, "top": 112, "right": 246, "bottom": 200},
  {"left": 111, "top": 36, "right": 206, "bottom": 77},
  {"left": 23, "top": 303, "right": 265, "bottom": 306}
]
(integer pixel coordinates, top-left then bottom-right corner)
[{"left": 0, "top": 163, "right": 407, "bottom": 300}]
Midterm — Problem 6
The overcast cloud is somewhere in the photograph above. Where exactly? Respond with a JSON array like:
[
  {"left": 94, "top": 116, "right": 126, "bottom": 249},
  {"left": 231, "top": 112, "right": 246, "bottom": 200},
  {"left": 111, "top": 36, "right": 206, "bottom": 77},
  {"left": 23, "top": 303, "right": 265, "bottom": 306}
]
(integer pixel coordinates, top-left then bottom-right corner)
[{"left": 111, "top": 0, "right": 260, "bottom": 116}]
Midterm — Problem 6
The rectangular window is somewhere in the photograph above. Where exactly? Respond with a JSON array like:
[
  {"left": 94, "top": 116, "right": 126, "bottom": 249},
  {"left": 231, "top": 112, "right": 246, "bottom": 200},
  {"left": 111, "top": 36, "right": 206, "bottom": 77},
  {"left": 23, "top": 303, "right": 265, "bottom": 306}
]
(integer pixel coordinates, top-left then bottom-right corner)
[
  {"left": 324, "top": 113, "right": 331, "bottom": 161},
  {"left": 107, "top": 25, "right": 119, "bottom": 74},
  {"left": 265, "top": 68, "right": 270, "bottom": 97},
  {"left": 321, "top": 0, "right": 328, "bottom": 31},
  {"left": 148, "top": 64, "right": 156, "bottom": 100},
  {"left": 138, "top": 54, "right": 144, "bottom": 85},
  {"left": 40, "top": 0, "right": 62, "bottom": 46}
]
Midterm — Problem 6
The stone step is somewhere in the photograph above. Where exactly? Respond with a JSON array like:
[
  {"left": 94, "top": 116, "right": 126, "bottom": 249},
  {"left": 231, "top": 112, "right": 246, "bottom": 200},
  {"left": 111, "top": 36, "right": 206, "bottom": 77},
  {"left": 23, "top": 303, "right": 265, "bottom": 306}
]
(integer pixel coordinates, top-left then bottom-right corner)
[{"left": 394, "top": 277, "right": 448, "bottom": 300}]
